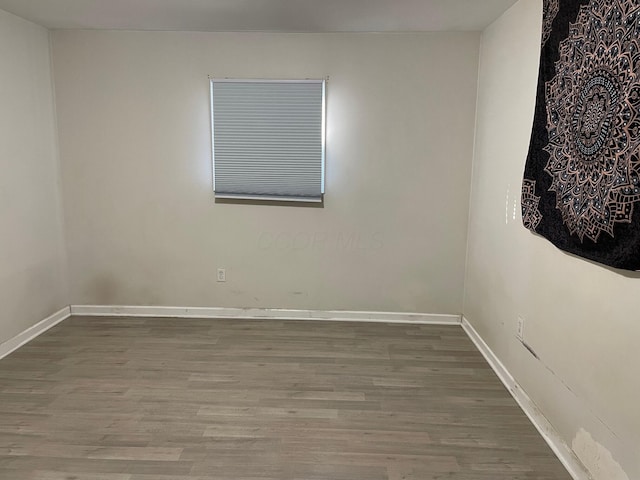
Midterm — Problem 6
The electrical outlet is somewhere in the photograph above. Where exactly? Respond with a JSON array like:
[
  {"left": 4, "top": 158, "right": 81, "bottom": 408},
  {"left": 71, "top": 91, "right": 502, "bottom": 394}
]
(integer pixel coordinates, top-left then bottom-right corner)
[
  {"left": 217, "top": 268, "right": 226, "bottom": 282},
  {"left": 516, "top": 316, "right": 525, "bottom": 341}
]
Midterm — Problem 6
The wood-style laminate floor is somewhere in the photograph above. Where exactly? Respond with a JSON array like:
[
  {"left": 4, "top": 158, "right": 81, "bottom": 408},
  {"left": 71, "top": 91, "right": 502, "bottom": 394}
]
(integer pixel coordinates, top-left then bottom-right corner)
[{"left": 0, "top": 317, "right": 572, "bottom": 480}]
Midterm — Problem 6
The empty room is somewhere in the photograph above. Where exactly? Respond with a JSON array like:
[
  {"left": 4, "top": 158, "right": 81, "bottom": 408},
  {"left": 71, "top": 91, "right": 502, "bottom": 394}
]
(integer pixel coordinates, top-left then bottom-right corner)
[{"left": 0, "top": 0, "right": 637, "bottom": 478}]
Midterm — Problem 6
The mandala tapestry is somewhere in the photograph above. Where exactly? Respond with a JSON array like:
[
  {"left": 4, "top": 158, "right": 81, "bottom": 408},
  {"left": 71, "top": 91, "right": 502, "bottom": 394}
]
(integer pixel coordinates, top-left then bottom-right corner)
[{"left": 523, "top": 0, "right": 640, "bottom": 270}]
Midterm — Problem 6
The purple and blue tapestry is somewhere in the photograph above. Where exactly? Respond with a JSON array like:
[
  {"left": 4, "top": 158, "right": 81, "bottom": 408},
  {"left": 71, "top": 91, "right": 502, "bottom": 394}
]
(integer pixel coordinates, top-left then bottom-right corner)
[{"left": 522, "top": 0, "right": 640, "bottom": 270}]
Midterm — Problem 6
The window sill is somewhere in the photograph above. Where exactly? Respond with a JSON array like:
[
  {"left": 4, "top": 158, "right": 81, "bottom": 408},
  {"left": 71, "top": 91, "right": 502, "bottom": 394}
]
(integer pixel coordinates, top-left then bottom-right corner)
[{"left": 214, "top": 193, "right": 324, "bottom": 208}]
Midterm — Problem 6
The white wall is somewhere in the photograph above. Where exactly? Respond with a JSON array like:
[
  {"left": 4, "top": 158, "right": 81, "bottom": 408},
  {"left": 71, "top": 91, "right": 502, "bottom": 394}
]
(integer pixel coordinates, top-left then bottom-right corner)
[
  {"left": 51, "top": 30, "right": 480, "bottom": 314},
  {"left": 465, "top": 1, "right": 638, "bottom": 479},
  {"left": 0, "top": 10, "right": 68, "bottom": 345},
  {"left": 4, "top": 6, "right": 638, "bottom": 478}
]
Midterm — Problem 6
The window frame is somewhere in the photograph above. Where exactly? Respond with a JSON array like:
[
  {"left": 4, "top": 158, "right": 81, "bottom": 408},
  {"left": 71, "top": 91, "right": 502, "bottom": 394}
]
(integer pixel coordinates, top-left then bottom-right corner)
[{"left": 209, "top": 77, "right": 327, "bottom": 203}]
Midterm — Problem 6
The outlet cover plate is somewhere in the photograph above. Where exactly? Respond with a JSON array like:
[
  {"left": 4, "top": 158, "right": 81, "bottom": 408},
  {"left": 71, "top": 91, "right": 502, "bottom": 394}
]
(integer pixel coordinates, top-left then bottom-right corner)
[{"left": 217, "top": 268, "right": 226, "bottom": 282}]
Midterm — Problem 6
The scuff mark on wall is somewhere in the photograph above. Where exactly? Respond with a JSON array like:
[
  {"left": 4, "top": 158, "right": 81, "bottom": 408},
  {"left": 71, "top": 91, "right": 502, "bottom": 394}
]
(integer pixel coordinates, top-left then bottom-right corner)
[
  {"left": 572, "top": 429, "right": 629, "bottom": 480},
  {"left": 522, "top": 339, "right": 619, "bottom": 441},
  {"left": 520, "top": 340, "right": 539, "bottom": 360},
  {"left": 87, "top": 274, "right": 120, "bottom": 305}
]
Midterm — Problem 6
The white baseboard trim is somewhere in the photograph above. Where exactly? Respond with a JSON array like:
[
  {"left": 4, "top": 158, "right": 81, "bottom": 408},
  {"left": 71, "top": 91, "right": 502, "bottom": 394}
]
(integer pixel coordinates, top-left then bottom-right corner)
[
  {"left": 0, "top": 306, "right": 590, "bottom": 480},
  {"left": 0, "top": 306, "right": 71, "bottom": 361},
  {"left": 70, "top": 305, "right": 461, "bottom": 325},
  {"left": 461, "top": 317, "right": 592, "bottom": 480}
]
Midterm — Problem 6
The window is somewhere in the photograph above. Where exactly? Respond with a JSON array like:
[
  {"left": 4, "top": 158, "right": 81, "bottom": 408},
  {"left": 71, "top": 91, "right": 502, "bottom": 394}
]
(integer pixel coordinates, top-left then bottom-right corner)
[{"left": 210, "top": 78, "right": 326, "bottom": 203}]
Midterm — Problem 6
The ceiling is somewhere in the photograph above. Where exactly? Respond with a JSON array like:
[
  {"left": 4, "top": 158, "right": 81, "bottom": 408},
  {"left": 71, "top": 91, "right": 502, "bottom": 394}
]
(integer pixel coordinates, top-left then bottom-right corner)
[{"left": 0, "top": 0, "right": 519, "bottom": 32}]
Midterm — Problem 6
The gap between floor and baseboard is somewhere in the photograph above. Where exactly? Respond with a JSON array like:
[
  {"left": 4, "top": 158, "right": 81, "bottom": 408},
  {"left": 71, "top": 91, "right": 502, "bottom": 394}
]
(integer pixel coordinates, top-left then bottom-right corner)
[
  {"left": 461, "top": 317, "right": 593, "bottom": 480},
  {"left": 0, "top": 306, "right": 71, "bottom": 361}
]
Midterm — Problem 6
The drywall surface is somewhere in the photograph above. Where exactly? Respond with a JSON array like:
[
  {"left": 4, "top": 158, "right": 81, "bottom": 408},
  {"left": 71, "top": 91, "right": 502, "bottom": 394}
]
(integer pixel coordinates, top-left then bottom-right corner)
[
  {"left": 52, "top": 30, "right": 479, "bottom": 313},
  {"left": 464, "top": 1, "right": 638, "bottom": 478},
  {"left": 0, "top": 9, "right": 68, "bottom": 344}
]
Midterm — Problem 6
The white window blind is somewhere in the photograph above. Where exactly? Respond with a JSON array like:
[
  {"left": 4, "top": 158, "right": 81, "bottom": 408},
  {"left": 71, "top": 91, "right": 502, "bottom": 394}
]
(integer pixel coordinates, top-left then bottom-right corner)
[{"left": 210, "top": 79, "right": 326, "bottom": 202}]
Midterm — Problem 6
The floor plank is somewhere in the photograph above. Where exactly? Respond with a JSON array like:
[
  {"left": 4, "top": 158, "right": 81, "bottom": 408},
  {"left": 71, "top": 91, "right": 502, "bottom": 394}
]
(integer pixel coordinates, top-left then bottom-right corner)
[{"left": 0, "top": 317, "right": 572, "bottom": 479}]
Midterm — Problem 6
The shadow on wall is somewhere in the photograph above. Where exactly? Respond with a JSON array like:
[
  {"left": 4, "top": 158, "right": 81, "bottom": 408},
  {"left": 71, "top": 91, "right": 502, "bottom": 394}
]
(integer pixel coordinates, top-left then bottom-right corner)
[
  {"left": 529, "top": 230, "right": 640, "bottom": 279},
  {"left": 85, "top": 274, "right": 161, "bottom": 306}
]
